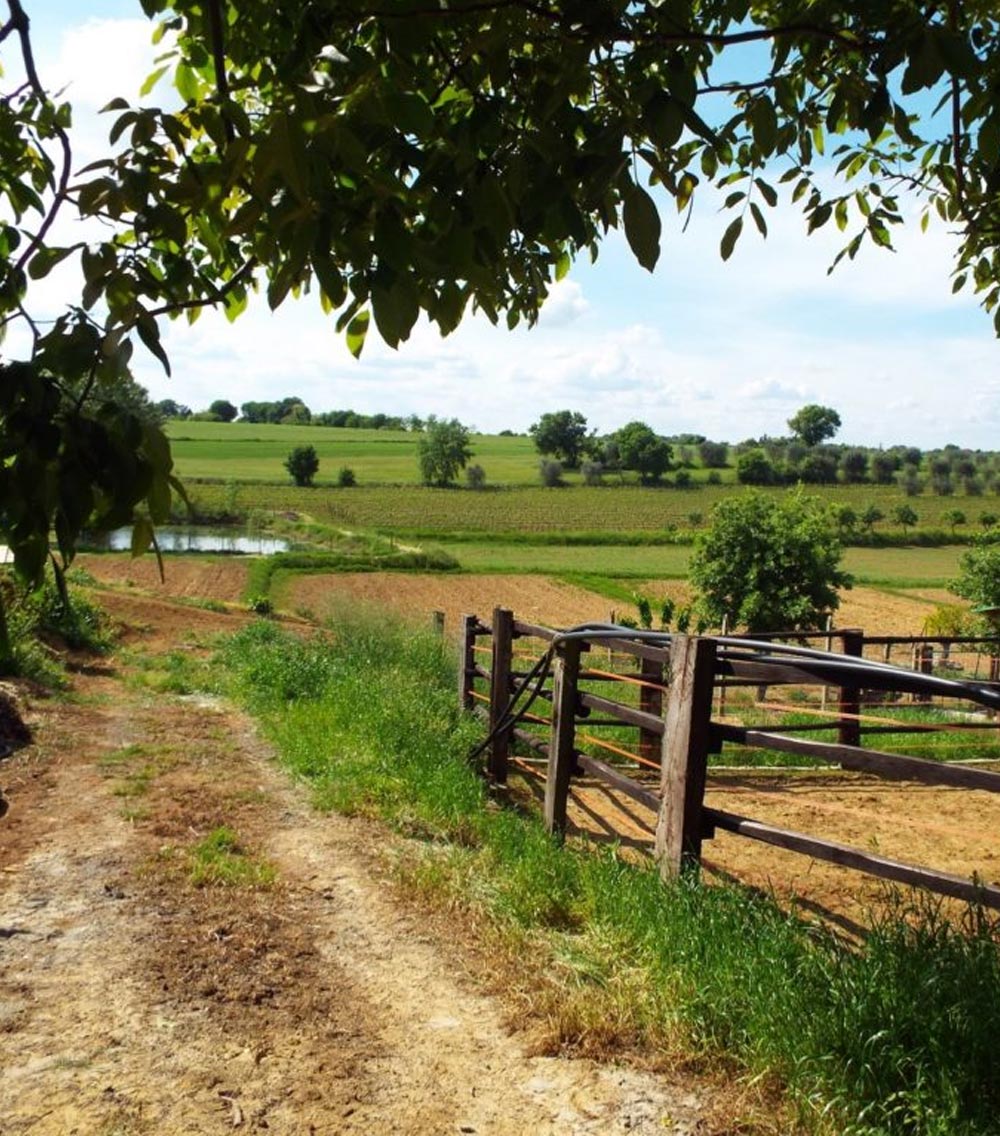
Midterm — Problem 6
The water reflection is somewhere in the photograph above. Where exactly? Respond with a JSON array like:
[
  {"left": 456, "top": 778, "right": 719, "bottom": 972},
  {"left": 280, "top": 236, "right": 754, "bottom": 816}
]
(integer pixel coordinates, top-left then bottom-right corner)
[{"left": 85, "top": 527, "right": 290, "bottom": 555}]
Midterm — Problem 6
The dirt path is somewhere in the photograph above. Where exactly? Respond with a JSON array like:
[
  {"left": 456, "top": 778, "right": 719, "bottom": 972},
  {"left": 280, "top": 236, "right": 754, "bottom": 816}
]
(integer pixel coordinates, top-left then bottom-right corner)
[{"left": 0, "top": 596, "right": 706, "bottom": 1135}]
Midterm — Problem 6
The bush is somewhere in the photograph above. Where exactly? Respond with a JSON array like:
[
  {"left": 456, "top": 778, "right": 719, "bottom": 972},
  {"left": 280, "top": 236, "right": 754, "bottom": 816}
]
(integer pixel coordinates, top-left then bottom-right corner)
[
  {"left": 539, "top": 459, "right": 564, "bottom": 487},
  {"left": 465, "top": 463, "right": 487, "bottom": 490},
  {"left": 284, "top": 444, "right": 319, "bottom": 487},
  {"left": 337, "top": 466, "right": 357, "bottom": 487},
  {"left": 580, "top": 460, "right": 604, "bottom": 486}
]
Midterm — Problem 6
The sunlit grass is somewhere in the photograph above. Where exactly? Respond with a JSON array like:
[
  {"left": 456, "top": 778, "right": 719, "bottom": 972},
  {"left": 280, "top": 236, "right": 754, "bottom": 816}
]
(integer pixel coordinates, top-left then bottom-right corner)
[{"left": 215, "top": 611, "right": 1000, "bottom": 1135}]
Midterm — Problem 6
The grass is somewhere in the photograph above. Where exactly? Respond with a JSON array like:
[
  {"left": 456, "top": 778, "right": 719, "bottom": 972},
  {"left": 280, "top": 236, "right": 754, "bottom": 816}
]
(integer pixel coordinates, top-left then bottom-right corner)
[
  {"left": 214, "top": 610, "right": 1000, "bottom": 1135},
  {"left": 188, "top": 825, "right": 276, "bottom": 888}
]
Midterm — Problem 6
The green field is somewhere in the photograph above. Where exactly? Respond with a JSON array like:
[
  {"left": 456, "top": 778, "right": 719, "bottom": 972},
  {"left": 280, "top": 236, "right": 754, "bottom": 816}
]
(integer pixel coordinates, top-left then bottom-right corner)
[
  {"left": 183, "top": 475, "right": 991, "bottom": 542},
  {"left": 168, "top": 420, "right": 547, "bottom": 486},
  {"left": 166, "top": 422, "right": 988, "bottom": 592}
]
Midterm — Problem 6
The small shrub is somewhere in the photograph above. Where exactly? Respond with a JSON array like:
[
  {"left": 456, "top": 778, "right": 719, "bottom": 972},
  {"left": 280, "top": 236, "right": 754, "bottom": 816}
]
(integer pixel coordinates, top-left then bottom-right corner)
[
  {"left": 581, "top": 460, "right": 604, "bottom": 486},
  {"left": 247, "top": 594, "right": 273, "bottom": 616},
  {"left": 337, "top": 466, "right": 357, "bottom": 487},
  {"left": 706, "top": 470, "right": 722, "bottom": 486},
  {"left": 539, "top": 459, "right": 564, "bottom": 487},
  {"left": 465, "top": 463, "right": 487, "bottom": 490}
]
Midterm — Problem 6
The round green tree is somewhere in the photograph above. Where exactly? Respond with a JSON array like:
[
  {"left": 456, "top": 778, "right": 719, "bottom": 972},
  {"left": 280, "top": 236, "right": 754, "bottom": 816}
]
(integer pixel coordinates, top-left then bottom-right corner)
[
  {"left": 690, "top": 491, "right": 852, "bottom": 633},
  {"left": 953, "top": 537, "right": 1000, "bottom": 613},
  {"left": 284, "top": 444, "right": 319, "bottom": 487},
  {"left": 417, "top": 417, "right": 472, "bottom": 486}
]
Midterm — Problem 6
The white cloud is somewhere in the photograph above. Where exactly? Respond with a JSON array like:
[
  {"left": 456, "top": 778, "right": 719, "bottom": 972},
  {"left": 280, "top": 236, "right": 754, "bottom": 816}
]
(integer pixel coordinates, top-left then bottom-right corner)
[{"left": 737, "top": 377, "right": 809, "bottom": 401}]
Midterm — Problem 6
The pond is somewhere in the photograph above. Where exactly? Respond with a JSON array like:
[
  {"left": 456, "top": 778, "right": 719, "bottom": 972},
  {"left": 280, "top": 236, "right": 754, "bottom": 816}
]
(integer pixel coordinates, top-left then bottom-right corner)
[{"left": 84, "top": 526, "right": 290, "bottom": 555}]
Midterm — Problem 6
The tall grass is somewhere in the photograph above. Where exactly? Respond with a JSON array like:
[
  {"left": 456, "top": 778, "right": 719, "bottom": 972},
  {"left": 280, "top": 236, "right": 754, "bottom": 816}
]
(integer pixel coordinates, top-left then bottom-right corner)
[{"left": 217, "top": 613, "right": 1000, "bottom": 1135}]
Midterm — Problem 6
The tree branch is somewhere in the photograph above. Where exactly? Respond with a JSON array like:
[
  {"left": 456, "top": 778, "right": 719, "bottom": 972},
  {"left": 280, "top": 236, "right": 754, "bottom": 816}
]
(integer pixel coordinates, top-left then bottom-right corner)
[
  {"left": 7, "top": 0, "right": 73, "bottom": 280},
  {"left": 205, "top": 0, "right": 235, "bottom": 142}
]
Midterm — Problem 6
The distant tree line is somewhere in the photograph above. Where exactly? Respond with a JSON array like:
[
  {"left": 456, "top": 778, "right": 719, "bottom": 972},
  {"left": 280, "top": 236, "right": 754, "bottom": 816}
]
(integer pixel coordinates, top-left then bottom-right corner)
[{"left": 156, "top": 395, "right": 423, "bottom": 431}]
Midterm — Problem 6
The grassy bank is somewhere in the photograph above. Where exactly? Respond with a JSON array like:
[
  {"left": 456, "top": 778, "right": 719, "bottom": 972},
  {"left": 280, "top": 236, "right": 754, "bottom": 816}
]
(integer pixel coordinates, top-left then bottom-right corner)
[{"left": 216, "top": 612, "right": 1000, "bottom": 1136}]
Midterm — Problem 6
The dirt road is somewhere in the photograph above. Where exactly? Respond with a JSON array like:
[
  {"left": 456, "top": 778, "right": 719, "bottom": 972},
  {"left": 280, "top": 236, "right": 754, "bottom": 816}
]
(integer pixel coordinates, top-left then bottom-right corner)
[{"left": 0, "top": 593, "right": 707, "bottom": 1135}]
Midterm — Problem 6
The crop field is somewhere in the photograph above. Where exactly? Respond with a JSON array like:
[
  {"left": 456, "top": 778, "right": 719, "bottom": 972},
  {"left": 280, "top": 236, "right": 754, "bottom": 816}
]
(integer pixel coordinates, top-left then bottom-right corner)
[
  {"left": 169, "top": 421, "right": 1000, "bottom": 531},
  {"left": 168, "top": 421, "right": 547, "bottom": 485},
  {"left": 184, "top": 475, "right": 987, "bottom": 545}
]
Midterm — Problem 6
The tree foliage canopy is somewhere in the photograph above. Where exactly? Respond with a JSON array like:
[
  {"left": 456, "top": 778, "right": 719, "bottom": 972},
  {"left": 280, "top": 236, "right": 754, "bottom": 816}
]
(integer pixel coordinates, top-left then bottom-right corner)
[
  {"left": 953, "top": 536, "right": 1000, "bottom": 612},
  {"left": 529, "top": 411, "right": 591, "bottom": 469},
  {"left": 612, "top": 421, "right": 672, "bottom": 484},
  {"left": 788, "top": 405, "right": 842, "bottom": 447},
  {"left": 4, "top": 0, "right": 1000, "bottom": 602},
  {"left": 417, "top": 416, "right": 472, "bottom": 486},
  {"left": 690, "top": 490, "right": 852, "bottom": 632}
]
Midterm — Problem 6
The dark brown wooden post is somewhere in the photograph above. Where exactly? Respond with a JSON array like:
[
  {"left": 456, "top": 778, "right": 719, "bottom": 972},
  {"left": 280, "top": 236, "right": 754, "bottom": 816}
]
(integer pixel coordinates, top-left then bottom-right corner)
[
  {"left": 915, "top": 642, "right": 934, "bottom": 703},
  {"left": 457, "top": 613, "right": 477, "bottom": 712},
  {"left": 837, "top": 629, "right": 863, "bottom": 747},
  {"left": 488, "top": 607, "right": 514, "bottom": 783},
  {"left": 638, "top": 654, "right": 664, "bottom": 765},
  {"left": 544, "top": 638, "right": 582, "bottom": 837},
  {"left": 656, "top": 635, "right": 717, "bottom": 879}
]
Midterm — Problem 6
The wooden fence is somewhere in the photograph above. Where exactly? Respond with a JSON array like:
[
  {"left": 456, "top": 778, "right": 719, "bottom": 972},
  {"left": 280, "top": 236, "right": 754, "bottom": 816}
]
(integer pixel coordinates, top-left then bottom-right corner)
[{"left": 458, "top": 609, "right": 1000, "bottom": 910}]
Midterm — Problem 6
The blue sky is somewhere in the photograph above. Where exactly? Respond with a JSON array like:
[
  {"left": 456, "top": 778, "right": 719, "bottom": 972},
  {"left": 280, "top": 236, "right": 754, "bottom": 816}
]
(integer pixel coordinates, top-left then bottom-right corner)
[{"left": 9, "top": 3, "right": 1000, "bottom": 447}]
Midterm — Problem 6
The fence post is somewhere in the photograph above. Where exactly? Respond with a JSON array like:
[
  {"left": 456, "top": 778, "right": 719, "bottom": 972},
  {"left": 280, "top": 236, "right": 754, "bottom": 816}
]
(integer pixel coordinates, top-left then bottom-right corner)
[
  {"left": 457, "top": 613, "right": 477, "bottom": 712},
  {"left": 432, "top": 610, "right": 445, "bottom": 636},
  {"left": 837, "top": 629, "right": 863, "bottom": 747},
  {"left": 914, "top": 642, "right": 934, "bottom": 703},
  {"left": 544, "top": 638, "right": 582, "bottom": 837},
  {"left": 488, "top": 607, "right": 515, "bottom": 783},
  {"left": 656, "top": 635, "right": 717, "bottom": 879},
  {"left": 638, "top": 653, "right": 665, "bottom": 765}
]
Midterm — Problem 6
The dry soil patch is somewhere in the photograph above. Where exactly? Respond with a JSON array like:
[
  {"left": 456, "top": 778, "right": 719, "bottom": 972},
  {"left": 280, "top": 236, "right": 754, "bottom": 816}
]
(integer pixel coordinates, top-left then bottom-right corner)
[{"left": 0, "top": 591, "right": 709, "bottom": 1135}]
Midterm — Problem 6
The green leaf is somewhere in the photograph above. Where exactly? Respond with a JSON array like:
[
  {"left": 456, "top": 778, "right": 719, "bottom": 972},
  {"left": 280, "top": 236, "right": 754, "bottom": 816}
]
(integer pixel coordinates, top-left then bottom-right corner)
[
  {"left": 750, "top": 97, "right": 778, "bottom": 156},
  {"left": 345, "top": 309, "right": 370, "bottom": 358},
  {"left": 135, "top": 316, "right": 171, "bottom": 375},
  {"left": 175, "top": 62, "right": 199, "bottom": 103},
  {"left": 622, "top": 184, "right": 661, "bottom": 272},
  {"left": 27, "top": 245, "right": 78, "bottom": 281},
  {"left": 130, "top": 516, "right": 154, "bottom": 558},
  {"left": 140, "top": 64, "right": 170, "bottom": 97},
  {"left": 372, "top": 274, "right": 420, "bottom": 348},
  {"left": 720, "top": 216, "right": 743, "bottom": 261}
]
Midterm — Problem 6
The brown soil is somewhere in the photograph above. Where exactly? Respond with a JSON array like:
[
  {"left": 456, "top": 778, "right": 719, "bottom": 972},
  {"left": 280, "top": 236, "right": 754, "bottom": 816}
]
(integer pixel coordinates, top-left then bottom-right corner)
[
  {"left": 0, "top": 580, "right": 709, "bottom": 1135},
  {"left": 279, "top": 570, "right": 951, "bottom": 641}
]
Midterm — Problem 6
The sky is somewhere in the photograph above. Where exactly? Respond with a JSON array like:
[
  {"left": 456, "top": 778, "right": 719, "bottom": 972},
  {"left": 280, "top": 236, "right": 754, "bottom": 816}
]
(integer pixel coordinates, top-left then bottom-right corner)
[{"left": 6, "top": 2, "right": 1000, "bottom": 448}]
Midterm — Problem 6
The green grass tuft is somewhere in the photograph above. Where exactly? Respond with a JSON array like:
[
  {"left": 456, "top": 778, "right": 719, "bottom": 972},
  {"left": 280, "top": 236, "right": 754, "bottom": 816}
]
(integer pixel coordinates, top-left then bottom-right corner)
[{"left": 188, "top": 825, "right": 276, "bottom": 888}]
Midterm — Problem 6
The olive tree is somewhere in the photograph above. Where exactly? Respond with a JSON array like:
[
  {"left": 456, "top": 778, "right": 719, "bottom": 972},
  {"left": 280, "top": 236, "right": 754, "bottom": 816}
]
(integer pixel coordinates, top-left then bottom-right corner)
[{"left": 690, "top": 491, "right": 852, "bottom": 633}]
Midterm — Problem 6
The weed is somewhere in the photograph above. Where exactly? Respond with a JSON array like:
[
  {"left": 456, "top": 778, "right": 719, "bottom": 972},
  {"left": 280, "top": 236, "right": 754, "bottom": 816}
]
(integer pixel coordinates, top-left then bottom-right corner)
[{"left": 188, "top": 826, "right": 276, "bottom": 888}]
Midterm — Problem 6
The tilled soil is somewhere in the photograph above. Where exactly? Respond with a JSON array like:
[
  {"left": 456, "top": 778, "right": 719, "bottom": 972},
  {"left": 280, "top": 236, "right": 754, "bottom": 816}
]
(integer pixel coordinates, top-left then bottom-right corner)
[{"left": 0, "top": 589, "right": 708, "bottom": 1136}]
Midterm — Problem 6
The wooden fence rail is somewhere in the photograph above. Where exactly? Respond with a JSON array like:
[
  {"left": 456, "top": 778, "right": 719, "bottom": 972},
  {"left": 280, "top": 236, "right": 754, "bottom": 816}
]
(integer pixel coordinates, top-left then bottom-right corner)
[{"left": 458, "top": 609, "right": 1000, "bottom": 911}]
